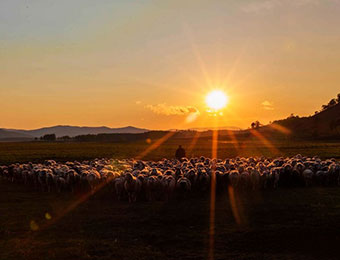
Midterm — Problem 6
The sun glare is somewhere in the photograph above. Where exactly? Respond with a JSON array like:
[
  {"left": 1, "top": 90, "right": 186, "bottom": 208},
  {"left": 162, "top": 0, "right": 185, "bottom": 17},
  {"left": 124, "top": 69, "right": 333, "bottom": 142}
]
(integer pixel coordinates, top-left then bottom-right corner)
[{"left": 205, "top": 90, "right": 228, "bottom": 111}]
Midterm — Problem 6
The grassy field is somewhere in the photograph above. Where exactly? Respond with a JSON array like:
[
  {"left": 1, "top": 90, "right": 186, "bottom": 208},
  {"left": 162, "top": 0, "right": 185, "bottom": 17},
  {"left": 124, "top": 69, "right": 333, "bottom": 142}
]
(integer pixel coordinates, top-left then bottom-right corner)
[
  {"left": 2, "top": 139, "right": 340, "bottom": 259},
  {"left": 1, "top": 181, "right": 340, "bottom": 260},
  {"left": 1, "top": 139, "right": 340, "bottom": 165}
]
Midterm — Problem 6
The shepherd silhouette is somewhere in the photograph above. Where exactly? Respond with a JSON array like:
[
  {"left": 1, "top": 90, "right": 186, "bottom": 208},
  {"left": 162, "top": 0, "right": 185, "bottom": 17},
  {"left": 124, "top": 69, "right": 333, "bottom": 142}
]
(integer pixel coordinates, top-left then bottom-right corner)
[{"left": 175, "top": 145, "right": 186, "bottom": 161}]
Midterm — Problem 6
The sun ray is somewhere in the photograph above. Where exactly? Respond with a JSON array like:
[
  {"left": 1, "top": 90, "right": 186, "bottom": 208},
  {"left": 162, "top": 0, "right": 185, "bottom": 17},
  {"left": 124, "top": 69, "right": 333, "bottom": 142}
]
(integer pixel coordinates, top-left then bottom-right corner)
[
  {"left": 250, "top": 129, "right": 280, "bottom": 155},
  {"left": 222, "top": 42, "right": 249, "bottom": 87},
  {"left": 186, "top": 31, "right": 214, "bottom": 88},
  {"left": 187, "top": 130, "right": 202, "bottom": 157},
  {"left": 209, "top": 118, "right": 219, "bottom": 260},
  {"left": 228, "top": 186, "right": 242, "bottom": 225},
  {"left": 225, "top": 129, "right": 240, "bottom": 151},
  {"left": 136, "top": 131, "right": 176, "bottom": 160},
  {"left": 269, "top": 123, "right": 292, "bottom": 135}
]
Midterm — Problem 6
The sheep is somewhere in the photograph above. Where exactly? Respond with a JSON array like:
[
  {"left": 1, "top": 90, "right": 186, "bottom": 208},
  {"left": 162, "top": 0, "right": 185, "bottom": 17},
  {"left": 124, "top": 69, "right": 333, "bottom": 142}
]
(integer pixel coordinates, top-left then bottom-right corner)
[
  {"left": 146, "top": 175, "right": 160, "bottom": 201},
  {"left": 114, "top": 177, "right": 126, "bottom": 201},
  {"left": 229, "top": 170, "right": 239, "bottom": 189},
  {"left": 184, "top": 169, "right": 197, "bottom": 189},
  {"left": 86, "top": 170, "right": 101, "bottom": 192},
  {"left": 56, "top": 176, "right": 67, "bottom": 193},
  {"left": 162, "top": 175, "right": 176, "bottom": 200},
  {"left": 66, "top": 170, "right": 79, "bottom": 192},
  {"left": 176, "top": 176, "right": 191, "bottom": 194},
  {"left": 0, "top": 155, "right": 339, "bottom": 203},
  {"left": 250, "top": 169, "right": 260, "bottom": 191},
  {"left": 197, "top": 171, "right": 210, "bottom": 192},
  {"left": 46, "top": 171, "right": 55, "bottom": 192},
  {"left": 302, "top": 169, "right": 314, "bottom": 187},
  {"left": 124, "top": 173, "right": 142, "bottom": 203},
  {"left": 269, "top": 168, "right": 280, "bottom": 189}
]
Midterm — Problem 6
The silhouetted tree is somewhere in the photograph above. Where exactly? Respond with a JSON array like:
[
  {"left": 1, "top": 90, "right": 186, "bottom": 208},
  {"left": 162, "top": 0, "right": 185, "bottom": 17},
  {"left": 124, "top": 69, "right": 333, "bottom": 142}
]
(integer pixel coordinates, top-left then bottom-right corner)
[
  {"left": 328, "top": 98, "right": 337, "bottom": 107},
  {"left": 286, "top": 113, "right": 299, "bottom": 119},
  {"left": 41, "top": 134, "right": 56, "bottom": 141},
  {"left": 251, "top": 121, "right": 261, "bottom": 129},
  {"left": 59, "top": 135, "right": 71, "bottom": 140},
  {"left": 320, "top": 94, "right": 340, "bottom": 112}
]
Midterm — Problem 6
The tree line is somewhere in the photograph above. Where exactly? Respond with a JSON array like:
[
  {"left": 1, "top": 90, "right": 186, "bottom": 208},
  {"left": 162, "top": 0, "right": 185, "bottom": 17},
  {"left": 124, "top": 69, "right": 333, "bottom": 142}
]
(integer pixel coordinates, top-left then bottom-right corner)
[{"left": 319, "top": 93, "right": 340, "bottom": 113}]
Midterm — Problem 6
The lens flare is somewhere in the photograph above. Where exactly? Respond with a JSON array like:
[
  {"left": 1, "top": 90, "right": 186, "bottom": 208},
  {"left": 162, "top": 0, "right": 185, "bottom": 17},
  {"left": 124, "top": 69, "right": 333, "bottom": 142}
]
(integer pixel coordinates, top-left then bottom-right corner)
[
  {"left": 30, "top": 220, "right": 39, "bottom": 231},
  {"left": 205, "top": 90, "right": 228, "bottom": 111}
]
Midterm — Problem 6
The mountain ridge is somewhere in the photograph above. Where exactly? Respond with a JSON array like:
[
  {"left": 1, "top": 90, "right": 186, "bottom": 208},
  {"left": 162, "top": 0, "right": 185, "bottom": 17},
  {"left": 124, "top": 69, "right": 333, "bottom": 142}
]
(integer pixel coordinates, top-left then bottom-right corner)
[{"left": 0, "top": 125, "right": 149, "bottom": 138}]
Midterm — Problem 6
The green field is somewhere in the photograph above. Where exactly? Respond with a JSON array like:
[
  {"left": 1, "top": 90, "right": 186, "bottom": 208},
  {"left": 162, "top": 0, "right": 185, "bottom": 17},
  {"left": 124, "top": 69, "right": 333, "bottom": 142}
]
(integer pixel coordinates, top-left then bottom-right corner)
[
  {"left": 1, "top": 139, "right": 340, "bottom": 165},
  {"left": 1, "top": 181, "right": 340, "bottom": 260}
]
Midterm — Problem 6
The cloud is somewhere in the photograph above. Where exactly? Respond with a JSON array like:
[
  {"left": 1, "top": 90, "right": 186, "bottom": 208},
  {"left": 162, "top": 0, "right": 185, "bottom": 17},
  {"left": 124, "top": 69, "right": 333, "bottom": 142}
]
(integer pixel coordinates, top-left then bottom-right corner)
[
  {"left": 146, "top": 103, "right": 200, "bottom": 116},
  {"left": 241, "top": 0, "right": 322, "bottom": 13},
  {"left": 262, "top": 100, "right": 274, "bottom": 110},
  {"left": 135, "top": 101, "right": 142, "bottom": 105}
]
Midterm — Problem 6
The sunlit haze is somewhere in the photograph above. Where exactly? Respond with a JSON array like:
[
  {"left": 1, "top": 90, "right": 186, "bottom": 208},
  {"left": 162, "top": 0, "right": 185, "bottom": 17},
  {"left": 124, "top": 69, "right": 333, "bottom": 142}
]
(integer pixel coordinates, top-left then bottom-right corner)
[{"left": 1, "top": 0, "right": 340, "bottom": 130}]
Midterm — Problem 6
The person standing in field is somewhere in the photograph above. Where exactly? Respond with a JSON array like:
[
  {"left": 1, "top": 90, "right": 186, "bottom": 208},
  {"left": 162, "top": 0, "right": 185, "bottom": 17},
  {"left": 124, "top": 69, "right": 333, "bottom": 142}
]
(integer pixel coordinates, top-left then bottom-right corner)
[{"left": 175, "top": 145, "right": 186, "bottom": 161}]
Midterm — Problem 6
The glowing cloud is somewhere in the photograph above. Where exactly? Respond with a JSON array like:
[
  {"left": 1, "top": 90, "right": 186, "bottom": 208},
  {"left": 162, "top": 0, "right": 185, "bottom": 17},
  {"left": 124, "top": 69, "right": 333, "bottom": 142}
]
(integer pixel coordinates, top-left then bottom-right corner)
[
  {"left": 146, "top": 103, "right": 200, "bottom": 116},
  {"left": 262, "top": 100, "right": 274, "bottom": 110}
]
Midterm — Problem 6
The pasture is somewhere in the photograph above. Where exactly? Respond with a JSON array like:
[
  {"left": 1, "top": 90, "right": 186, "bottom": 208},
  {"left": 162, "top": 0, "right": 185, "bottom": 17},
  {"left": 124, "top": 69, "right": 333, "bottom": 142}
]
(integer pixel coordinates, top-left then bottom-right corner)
[
  {"left": 1, "top": 181, "right": 340, "bottom": 260},
  {"left": 1, "top": 139, "right": 340, "bottom": 165},
  {"left": 2, "top": 140, "right": 340, "bottom": 260}
]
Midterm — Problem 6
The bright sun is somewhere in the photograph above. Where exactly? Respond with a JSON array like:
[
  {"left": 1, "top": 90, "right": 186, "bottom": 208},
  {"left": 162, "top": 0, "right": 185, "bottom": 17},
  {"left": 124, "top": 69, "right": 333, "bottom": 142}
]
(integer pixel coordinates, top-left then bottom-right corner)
[{"left": 205, "top": 90, "right": 228, "bottom": 110}]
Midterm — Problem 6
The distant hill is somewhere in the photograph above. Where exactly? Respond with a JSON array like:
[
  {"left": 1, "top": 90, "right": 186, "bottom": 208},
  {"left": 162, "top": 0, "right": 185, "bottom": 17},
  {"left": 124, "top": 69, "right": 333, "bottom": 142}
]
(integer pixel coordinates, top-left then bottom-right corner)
[
  {"left": 0, "top": 129, "right": 34, "bottom": 141},
  {"left": 259, "top": 102, "right": 340, "bottom": 139},
  {"left": 1, "top": 125, "right": 149, "bottom": 138}
]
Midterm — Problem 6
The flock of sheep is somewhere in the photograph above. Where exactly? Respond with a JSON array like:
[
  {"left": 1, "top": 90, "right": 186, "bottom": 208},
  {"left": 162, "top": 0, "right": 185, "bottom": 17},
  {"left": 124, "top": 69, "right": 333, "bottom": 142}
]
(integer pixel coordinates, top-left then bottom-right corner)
[{"left": 0, "top": 155, "right": 340, "bottom": 202}]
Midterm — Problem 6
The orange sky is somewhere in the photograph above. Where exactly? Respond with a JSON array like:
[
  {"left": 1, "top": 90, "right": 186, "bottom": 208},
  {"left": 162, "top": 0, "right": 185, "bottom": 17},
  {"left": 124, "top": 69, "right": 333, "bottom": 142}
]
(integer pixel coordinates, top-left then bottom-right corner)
[{"left": 1, "top": 0, "right": 340, "bottom": 130}]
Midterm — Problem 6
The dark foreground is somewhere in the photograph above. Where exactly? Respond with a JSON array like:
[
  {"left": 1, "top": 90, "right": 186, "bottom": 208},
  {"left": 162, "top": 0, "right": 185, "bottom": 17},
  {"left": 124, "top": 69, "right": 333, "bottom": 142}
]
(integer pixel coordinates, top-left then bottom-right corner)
[{"left": 1, "top": 181, "right": 340, "bottom": 260}]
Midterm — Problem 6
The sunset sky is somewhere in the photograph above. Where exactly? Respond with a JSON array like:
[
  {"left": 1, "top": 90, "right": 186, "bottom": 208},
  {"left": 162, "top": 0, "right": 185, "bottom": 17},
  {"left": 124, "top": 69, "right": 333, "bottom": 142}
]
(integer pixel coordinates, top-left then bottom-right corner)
[{"left": 1, "top": 0, "right": 340, "bottom": 130}]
